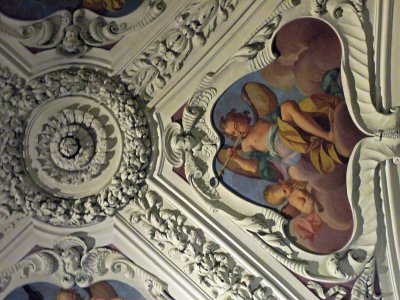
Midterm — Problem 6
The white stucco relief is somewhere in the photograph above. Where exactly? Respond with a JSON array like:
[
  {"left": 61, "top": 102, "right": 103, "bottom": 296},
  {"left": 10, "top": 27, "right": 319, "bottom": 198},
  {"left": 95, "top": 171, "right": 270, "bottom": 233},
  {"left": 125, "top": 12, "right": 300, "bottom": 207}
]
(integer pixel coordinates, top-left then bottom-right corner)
[{"left": 0, "top": 0, "right": 399, "bottom": 299}]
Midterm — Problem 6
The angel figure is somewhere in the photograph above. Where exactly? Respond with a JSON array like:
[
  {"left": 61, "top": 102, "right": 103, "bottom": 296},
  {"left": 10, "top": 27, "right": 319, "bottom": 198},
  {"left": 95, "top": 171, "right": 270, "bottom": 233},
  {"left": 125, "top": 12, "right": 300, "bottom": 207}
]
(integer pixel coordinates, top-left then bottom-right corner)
[
  {"left": 218, "top": 81, "right": 344, "bottom": 182},
  {"left": 263, "top": 179, "right": 323, "bottom": 241}
]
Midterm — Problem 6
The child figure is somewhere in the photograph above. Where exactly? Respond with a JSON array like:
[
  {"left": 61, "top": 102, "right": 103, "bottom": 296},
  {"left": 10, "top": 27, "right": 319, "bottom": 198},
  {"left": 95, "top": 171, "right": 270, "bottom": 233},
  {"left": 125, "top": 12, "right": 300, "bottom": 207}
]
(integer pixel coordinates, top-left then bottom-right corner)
[
  {"left": 220, "top": 101, "right": 334, "bottom": 180},
  {"left": 264, "top": 179, "right": 323, "bottom": 241},
  {"left": 264, "top": 179, "right": 318, "bottom": 215}
]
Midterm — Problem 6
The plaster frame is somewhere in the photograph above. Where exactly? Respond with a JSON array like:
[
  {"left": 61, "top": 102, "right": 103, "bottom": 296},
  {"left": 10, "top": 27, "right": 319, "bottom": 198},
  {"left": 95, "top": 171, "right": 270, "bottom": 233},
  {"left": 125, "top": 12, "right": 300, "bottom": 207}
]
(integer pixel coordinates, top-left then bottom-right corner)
[
  {"left": 157, "top": 0, "right": 399, "bottom": 297},
  {"left": 0, "top": 0, "right": 399, "bottom": 299}
]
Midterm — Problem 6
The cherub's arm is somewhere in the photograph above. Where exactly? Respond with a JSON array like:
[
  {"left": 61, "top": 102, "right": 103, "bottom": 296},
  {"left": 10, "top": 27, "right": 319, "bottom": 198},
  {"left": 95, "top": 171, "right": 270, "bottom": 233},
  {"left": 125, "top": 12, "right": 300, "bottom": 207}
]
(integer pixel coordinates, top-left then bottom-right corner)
[
  {"left": 288, "top": 190, "right": 315, "bottom": 214},
  {"left": 281, "top": 204, "right": 301, "bottom": 219},
  {"left": 227, "top": 148, "right": 259, "bottom": 174},
  {"left": 226, "top": 148, "right": 284, "bottom": 182}
]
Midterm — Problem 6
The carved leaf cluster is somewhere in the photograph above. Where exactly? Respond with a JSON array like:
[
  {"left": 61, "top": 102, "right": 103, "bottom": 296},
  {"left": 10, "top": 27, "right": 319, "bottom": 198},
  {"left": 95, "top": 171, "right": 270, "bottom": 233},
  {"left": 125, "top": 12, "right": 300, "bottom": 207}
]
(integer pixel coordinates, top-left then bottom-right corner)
[
  {"left": 128, "top": 189, "right": 275, "bottom": 300},
  {"left": 0, "top": 236, "right": 169, "bottom": 299},
  {"left": 0, "top": 65, "right": 151, "bottom": 226},
  {"left": 121, "top": 0, "right": 239, "bottom": 101},
  {"left": 0, "top": 1, "right": 166, "bottom": 57}
]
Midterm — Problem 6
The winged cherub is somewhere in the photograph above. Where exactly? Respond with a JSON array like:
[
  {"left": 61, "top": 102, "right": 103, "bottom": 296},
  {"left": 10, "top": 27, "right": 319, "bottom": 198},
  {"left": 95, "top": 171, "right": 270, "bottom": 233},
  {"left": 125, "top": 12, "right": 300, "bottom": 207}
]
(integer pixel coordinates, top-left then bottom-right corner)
[{"left": 218, "top": 82, "right": 342, "bottom": 182}]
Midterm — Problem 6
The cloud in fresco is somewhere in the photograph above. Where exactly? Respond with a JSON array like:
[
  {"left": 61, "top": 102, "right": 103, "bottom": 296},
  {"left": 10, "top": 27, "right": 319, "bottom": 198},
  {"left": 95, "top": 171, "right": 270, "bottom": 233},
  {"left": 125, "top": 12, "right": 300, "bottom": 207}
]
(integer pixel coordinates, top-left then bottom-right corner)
[{"left": 261, "top": 18, "right": 341, "bottom": 96}]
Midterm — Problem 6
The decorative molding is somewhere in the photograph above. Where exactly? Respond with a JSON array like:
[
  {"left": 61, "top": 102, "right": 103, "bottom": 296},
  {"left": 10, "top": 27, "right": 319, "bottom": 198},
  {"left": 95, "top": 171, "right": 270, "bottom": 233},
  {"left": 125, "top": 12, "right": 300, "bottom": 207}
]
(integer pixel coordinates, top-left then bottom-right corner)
[
  {"left": 331, "top": 0, "right": 399, "bottom": 134},
  {"left": 351, "top": 257, "right": 381, "bottom": 300},
  {"left": 0, "top": 65, "right": 151, "bottom": 226},
  {"left": 121, "top": 0, "right": 239, "bottom": 102},
  {"left": 0, "top": 0, "right": 166, "bottom": 57},
  {"left": 161, "top": 0, "right": 400, "bottom": 285},
  {"left": 0, "top": 205, "right": 26, "bottom": 241},
  {"left": 24, "top": 98, "right": 124, "bottom": 198},
  {"left": 126, "top": 189, "right": 276, "bottom": 300},
  {"left": 307, "top": 281, "right": 347, "bottom": 299},
  {"left": 163, "top": 87, "right": 220, "bottom": 201},
  {"left": 311, "top": 0, "right": 329, "bottom": 15},
  {"left": 200, "top": 0, "right": 299, "bottom": 84},
  {"left": 0, "top": 235, "right": 172, "bottom": 300}
]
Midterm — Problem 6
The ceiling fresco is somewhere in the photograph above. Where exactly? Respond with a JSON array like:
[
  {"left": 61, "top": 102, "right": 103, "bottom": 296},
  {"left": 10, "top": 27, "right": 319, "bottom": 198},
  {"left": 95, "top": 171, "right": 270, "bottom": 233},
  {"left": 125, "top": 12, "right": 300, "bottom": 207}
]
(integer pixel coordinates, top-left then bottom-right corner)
[
  {"left": 0, "top": 0, "right": 143, "bottom": 20},
  {"left": 212, "top": 19, "right": 365, "bottom": 255},
  {"left": 0, "top": 1, "right": 399, "bottom": 299},
  {"left": 6, "top": 281, "right": 146, "bottom": 300}
]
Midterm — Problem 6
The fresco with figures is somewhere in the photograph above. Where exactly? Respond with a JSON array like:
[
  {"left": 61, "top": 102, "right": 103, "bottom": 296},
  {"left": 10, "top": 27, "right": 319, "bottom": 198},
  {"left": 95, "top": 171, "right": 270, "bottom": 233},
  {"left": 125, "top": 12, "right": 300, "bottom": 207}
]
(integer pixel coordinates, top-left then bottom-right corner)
[
  {"left": 0, "top": 0, "right": 143, "bottom": 20},
  {"left": 212, "top": 19, "right": 365, "bottom": 254},
  {"left": 6, "top": 281, "right": 146, "bottom": 300}
]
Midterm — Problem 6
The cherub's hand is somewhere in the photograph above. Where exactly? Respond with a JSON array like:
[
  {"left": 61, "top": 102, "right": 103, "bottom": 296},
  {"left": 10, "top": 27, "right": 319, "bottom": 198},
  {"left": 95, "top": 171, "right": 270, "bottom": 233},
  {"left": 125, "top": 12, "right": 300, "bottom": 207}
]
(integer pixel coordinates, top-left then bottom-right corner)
[
  {"left": 227, "top": 147, "right": 237, "bottom": 158},
  {"left": 298, "top": 190, "right": 313, "bottom": 202}
]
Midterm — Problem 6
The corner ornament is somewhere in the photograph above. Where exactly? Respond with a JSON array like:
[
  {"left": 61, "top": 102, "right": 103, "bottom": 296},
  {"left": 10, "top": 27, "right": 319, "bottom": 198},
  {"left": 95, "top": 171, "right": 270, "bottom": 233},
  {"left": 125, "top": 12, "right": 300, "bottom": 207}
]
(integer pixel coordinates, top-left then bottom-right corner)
[
  {"left": 0, "top": 236, "right": 172, "bottom": 300},
  {"left": 163, "top": 88, "right": 220, "bottom": 200},
  {"left": 0, "top": 0, "right": 166, "bottom": 57}
]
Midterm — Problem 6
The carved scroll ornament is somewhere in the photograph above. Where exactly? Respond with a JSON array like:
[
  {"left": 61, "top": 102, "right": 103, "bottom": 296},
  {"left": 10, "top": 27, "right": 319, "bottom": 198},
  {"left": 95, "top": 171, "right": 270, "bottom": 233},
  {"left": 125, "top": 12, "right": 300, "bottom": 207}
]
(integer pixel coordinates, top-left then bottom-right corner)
[
  {"left": 0, "top": 235, "right": 171, "bottom": 300},
  {"left": 0, "top": 0, "right": 166, "bottom": 57},
  {"left": 162, "top": 1, "right": 399, "bottom": 296}
]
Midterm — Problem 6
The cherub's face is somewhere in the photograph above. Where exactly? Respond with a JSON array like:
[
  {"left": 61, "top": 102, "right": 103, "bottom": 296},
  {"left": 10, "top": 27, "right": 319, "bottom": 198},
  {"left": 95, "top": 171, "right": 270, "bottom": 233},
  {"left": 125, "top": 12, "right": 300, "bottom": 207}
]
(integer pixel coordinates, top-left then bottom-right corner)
[
  {"left": 224, "top": 118, "right": 250, "bottom": 138},
  {"left": 278, "top": 181, "right": 292, "bottom": 196}
]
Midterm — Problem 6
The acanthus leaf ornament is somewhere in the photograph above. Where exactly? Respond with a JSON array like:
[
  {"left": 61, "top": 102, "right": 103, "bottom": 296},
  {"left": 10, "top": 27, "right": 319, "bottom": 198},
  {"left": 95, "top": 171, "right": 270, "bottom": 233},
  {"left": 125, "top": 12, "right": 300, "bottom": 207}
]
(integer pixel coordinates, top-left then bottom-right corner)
[
  {"left": 121, "top": 0, "right": 239, "bottom": 102},
  {"left": 0, "top": 235, "right": 171, "bottom": 300},
  {"left": 0, "top": 65, "right": 152, "bottom": 226},
  {"left": 163, "top": 87, "right": 220, "bottom": 200},
  {"left": 126, "top": 189, "right": 277, "bottom": 300},
  {"left": 161, "top": 0, "right": 397, "bottom": 288},
  {"left": 0, "top": 0, "right": 166, "bottom": 57},
  {"left": 312, "top": 0, "right": 329, "bottom": 15}
]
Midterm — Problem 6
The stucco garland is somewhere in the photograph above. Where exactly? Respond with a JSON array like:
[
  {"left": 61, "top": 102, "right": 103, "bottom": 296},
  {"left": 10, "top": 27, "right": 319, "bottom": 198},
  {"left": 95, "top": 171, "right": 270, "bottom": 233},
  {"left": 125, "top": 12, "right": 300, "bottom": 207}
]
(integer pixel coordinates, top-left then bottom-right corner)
[{"left": 0, "top": 66, "right": 151, "bottom": 226}]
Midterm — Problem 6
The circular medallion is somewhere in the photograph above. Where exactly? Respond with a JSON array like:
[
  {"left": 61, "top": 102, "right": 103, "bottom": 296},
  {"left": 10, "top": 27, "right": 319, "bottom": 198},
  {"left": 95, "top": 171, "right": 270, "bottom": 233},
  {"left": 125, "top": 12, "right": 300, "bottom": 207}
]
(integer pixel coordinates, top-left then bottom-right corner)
[
  {"left": 0, "top": 68, "right": 151, "bottom": 226},
  {"left": 24, "top": 97, "right": 123, "bottom": 198}
]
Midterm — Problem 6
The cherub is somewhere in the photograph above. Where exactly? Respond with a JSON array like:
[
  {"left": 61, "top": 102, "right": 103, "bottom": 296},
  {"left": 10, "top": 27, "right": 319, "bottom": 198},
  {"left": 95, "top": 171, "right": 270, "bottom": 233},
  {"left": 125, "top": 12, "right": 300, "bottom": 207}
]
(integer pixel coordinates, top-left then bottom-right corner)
[
  {"left": 218, "top": 82, "right": 342, "bottom": 180},
  {"left": 264, "top": 179, "right": 323, "bottom": 241},
  {"left": 263, "top": 179, "right": 321, "bottom": 216}
]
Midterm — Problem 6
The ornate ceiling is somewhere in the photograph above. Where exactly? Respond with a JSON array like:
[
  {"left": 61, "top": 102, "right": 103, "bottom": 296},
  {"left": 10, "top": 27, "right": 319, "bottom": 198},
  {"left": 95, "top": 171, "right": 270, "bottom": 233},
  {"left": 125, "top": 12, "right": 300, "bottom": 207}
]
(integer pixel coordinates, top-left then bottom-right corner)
[{"left": 0, "top": 0, "right": 399, "bottom": 299}]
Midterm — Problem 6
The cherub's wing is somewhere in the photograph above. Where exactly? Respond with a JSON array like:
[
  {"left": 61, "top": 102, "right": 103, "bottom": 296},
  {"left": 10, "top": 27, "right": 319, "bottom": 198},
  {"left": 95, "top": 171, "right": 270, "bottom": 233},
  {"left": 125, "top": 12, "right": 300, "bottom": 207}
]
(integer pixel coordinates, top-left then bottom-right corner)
[{"left": 241, "top": 82, "right": 278, "bottom": 120}]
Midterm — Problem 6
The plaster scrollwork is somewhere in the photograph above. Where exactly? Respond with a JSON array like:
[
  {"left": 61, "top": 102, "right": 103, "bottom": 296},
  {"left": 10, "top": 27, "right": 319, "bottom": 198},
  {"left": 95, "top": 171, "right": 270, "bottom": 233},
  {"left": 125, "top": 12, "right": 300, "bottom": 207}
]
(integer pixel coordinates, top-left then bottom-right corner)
[
  {"left": 306, "top": 256, "right": 381, "bottom": 300},
  {"left": 0, "top": 235, "right": 171, "bottom": 300},
  {"left": 163, "top": 87, "right": 220, "bottom": 200},
  {"left": 126, "top": 189, "right": 276, "bottom": 300},
  {"left": 311, "top": 0, "right": 329, "bottom": 15},
  {"left": 121, "top": 0, "right": 239, "bottom": 102},
  {"left": 0, "top": 204, "right": 26, "bottom": 241},
  {"left": 200, "top": 0, "right": 299, "bottom": 84},
  {"left": 0, "top": 0, "right": 166, "bottom": 57},
  {"left": 0, "top": 65, "right": 151, "bottom": 226},
  {"left": 328, "top": 0, "right": 399, "bottom": 134},
  {"left": 161, "top": 0, "right": 397, "bottom": 286},
  {"left": 307, "top": 281, "right": 347, "bottom": 299}
]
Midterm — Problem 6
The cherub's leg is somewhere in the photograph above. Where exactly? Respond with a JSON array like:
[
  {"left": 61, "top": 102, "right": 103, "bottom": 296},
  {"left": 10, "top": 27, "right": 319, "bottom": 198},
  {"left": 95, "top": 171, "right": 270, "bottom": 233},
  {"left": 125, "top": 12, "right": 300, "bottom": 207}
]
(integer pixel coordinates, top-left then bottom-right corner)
[{"left": 280, "top": 100, "right": 334, "bottom": 142}]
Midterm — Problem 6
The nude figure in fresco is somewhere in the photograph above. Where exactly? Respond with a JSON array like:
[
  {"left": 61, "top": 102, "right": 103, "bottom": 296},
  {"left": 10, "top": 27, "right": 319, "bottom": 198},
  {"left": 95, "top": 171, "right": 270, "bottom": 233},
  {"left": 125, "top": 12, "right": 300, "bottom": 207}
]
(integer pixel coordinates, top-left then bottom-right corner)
[{"left": 263, "top": 179, "right": 325, "bottom": 241}]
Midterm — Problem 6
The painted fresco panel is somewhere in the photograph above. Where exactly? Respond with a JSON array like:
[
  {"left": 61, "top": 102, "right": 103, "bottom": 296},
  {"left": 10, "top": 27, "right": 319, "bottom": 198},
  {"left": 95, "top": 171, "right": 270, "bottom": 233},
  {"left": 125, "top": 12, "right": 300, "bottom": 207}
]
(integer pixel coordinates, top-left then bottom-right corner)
[
  {"left": 0, "top": 0, "right": 143, "bottom": 20},
  {"left": 212, "top": 19, "right": 365, "bottom": 254},
  {"left": 6, "top": 280, "right": 146, "bottom": 300}
]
